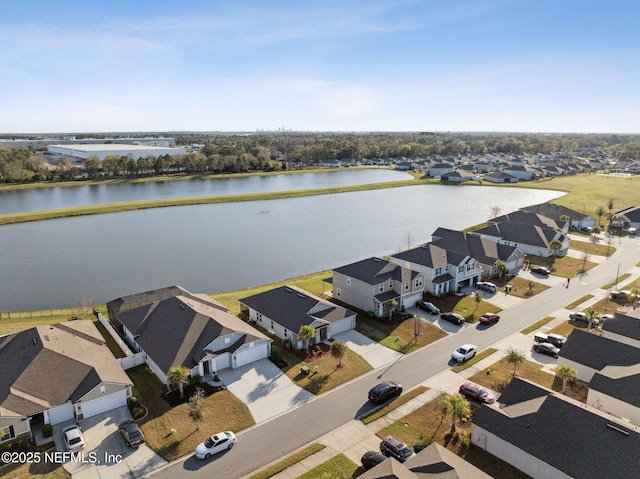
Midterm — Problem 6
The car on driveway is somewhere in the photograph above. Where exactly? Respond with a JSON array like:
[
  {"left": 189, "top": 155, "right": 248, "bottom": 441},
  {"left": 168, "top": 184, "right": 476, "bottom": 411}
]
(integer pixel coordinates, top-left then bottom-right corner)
[
  {"left": 479, "top": 312, "right": 500, "bottom": 324},
  {"left": 118, "top": 419, "right": 145, "bottom": 447},
  {"left": 441, "top": 312, "right": 465, "bottom": 325},
  {"left": 611, "top": 290, "right": 632, "bottom": 300},
  {"left": 531, "top": 266, "right": 551, "bottom": 276},
  {"left": 533, "top": 342, "right": 560, "bottom": 358},
  {"left": 600, "top": 314, "right": 614, "bottom": 322},
  {"left": 534, "top": 332, "right": 566, "bottom": 348},
  {"left": 368, "top": 381, "right": 403, "bottom": 403},
  {"left": 361, "top": 450, "right": 388, "bottom": 470},
  {"left": 62, "top": 425, "right": 85, "bottom": 452},
  {"left": 459, "top": 382, "right": 496, "bottom": 404},
  {"left": 195, "top": 431, "right": 237, "bottom": 459},
  {"left": 476, "top": 281, "right": 497, "bottom": 293},
  {"left": 417, "top": 300, "right": 440, "bottom": 314},
  {"left": 451, "top": 344, "right": 477, "bottom": 363},
  {"left": 379, "top": 436, "right": 415, "bottom": 463}
]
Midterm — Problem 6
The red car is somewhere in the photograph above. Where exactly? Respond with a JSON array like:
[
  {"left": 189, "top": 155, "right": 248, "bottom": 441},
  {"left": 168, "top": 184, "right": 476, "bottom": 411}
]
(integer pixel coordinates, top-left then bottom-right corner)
[
  {"left": 479, "top": 313, "right": 500, "bottom": 324},
  {"left": 459, "top": 382, "right": 496, "bottom": 404}
]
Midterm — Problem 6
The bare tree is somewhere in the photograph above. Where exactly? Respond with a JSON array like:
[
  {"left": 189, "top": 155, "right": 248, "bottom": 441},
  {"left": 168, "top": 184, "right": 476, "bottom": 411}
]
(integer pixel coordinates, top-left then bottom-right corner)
[{"left": 72, "top": 296, "right": 96, "bottom": 320}]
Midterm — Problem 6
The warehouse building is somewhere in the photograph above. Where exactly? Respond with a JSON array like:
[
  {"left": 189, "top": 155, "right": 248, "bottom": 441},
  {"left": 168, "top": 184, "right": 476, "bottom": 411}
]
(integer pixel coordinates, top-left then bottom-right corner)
[{"left": 47, "top": 143, "right": 187, "bottom": 161}]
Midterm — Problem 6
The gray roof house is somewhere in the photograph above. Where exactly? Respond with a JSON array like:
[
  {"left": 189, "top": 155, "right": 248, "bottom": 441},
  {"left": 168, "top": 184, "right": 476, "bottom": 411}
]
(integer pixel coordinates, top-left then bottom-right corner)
[
  {"left": 471, "top": 377, "right": 640, "bottom": 479},
  {"left": 484, "top": 171, "right": 518, "bottom": 183},
  {"left": 332, "top": 257, "right": 424, "bottom": 317},
  {"left": 615, "top": 206, "right": 640, "bottom": 230},
  {"left": 558, "top": 329, "right": 640, "bottom": 382},
  {"left": 502, "top": 165, "right": 537, "bottom": 180},
  {"left": 520, "top": 202, "right": 596, "bottom": 231},
  {"left": 587, "top": 363, "right": 640, "bottom": 427},
  {"left": 601, "top": 309, "right": 640, "bottom": 348},
  {"left": 0, "top": 321, "right": 132, "bottom": 445},
  {"left": 474, "top": 221, "right": 568, "bottom": 258},
  {"left": 112, "top": 287, "right": 272, "bottom": 384},
  {"left": 239, "top": 285, "right": 356, "bottom": 349}
]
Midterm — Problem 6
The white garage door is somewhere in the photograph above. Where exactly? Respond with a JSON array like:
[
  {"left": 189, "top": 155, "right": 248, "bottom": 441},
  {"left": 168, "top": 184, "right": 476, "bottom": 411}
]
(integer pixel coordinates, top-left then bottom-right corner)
[
  {"left": 235, "top": 342, "right": 269, "bottom": 368},
  {"left": 81, "top": 389, "right": 127, "bottom": 419},
  {"left": 47, "top": 403, "right": 75, "bottom": 425},
  {"left": 214, "top": 353, "right": 231, "bottom": 371},
  {"left": 329, "top": 317, "right": 356, "bottom": 336}
]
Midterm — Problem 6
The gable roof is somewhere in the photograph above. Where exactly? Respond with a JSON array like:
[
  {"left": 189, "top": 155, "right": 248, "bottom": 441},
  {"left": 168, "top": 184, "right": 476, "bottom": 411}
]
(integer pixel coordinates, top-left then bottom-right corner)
[
  {"left": 520, "top": 202, "right": 593, "bottom": 222},
  {"left": 559, "top": 329, "right": 640, "bottom": 371},
  {"left": 601, "top": 310, "right": 640, "bottom": 341},
  {"left": 490, "top": 210, "right": 560, "bottom": 229},
  {"left": 474, "top": 222, "right": 560, "bottom": 249},
  {"left": 431, "top": 228, "right": 523, "bottom": 265},
  {"left": 239, "top": 285, "right": 355, "bottom": 333},
  {"left": 0, "top": 321, "right": 131, "bottom": 417},
  {"left": 392, "top": 243, "right": 454, "bottom": 269},
  {"left": 590, "top": 363, "right": 640, "bottom": 407},
  {"left": 333, "top": 257, "right": 418, "bottom": 286},
  {"left": 615, "top": 206, "right": 640, "bottom": 223},
  {"left": 473, "top": 378, "right": 640, "bottom": 479},
  {"left": 116, "top": 292, "right": 269, "bottom": 375}
]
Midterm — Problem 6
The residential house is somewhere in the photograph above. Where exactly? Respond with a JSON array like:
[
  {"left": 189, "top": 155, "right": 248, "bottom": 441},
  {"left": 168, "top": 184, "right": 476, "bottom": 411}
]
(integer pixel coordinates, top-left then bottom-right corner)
[
  {"left": 427, "top": 163, "right": 454, "bottom": 178},
  {"left": 587, "top": 363, "right": 640, "bottom": 427},
  {"left": 110, "top": 287, "right": 272, "bottom": 385},
  {"left": 332, "top": 257, "right": 424, "bottom": 317},
  {"left": 558, "top": 329, "right": 640, "bottom": 382},
  {"left": 520, "top": 202, "right": 596, "bottom": 231},
  {"left": 391, "top": 243, "right": 482, "bottom": 296},
  {"left": 431, "top": 228, "right": 525, "bottom": 277},
  {"left": 471, "top": 377, "right": 640, "bottom": 479},
  {"left": 484, "top": 171, "right": 518, "bottom": 183},
  {"left": 600, "top": 309, "right": 640, "bottom": 349},
  {"left": 491, "top": 210, "right": 568, "bottom": 235},
  {"left": 239, "top": 285, "right": 356, "bottom": 349},
  {"left": 396, "top": 160, "right": 414, "bottom": 170},
  {"left": 359, "top": 442, "right": 492, "bottom": 479},
  {"left": 440, "top": 169, "right": 476, "bottom": 183},
  {"left": 615, "top": 206, "right": 640, "bottom": 230},
  {"left": 0, "top": 321, "right": 133, "bottom": 445},
  {"left": 502, "top": 165, "right": 537, "bottom": 181}
]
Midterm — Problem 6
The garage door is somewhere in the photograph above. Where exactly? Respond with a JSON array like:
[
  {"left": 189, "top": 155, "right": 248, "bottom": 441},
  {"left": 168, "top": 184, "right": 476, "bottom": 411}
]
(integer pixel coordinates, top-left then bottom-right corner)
[
  {"left": 329, "top": 317, "right": 356, "bottom": 336},
  {"left": 235, "top": 342, "right": 268, "bottom": 368},
  {"left": 214, "top": 353, "right": 231, "bottom": 371},
  {"left": 80, "top": 389, "right": 127, "bottom": 419},
  {"left": 47, "top": 403, "right": 75, "bottom": 425}
]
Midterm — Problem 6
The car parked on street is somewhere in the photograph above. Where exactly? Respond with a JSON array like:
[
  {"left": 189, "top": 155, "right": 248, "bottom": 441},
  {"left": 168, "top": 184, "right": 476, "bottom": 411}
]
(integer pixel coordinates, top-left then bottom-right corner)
[
  {"left": 441, "top": 312, "right": 465, "bottom": 325},
  {"left": 451, "top": 344, "right": 477, "bottom": 363},
  {"left": 361, "top": 450, "right": 388, "bottom": 470},
  {"left": 531, "top": 266, "right": 551, "bottom": 276},
  {"left": 476, "top": 281, "right": 497, "bottom": 293},
  {"left": 533, "top": 342, "right": 560, "bottom": 358},
  {"left": 417, "top": 300, "right": 440, "bottom": 314},
  {"left": 379, "top": 436, "right": 415, "bottom": 462},
  {"left": 479, "top": 312, "right": 500, "bottom": 325},
  {"left": 195, "top": 431, "right": 237, "bottom": 459},
  {"left": 118, "top": 419, "right": 145, "bottom": 447},
  {"left": 534, "top": 332, "right": 566, "bottom": 348},
  {"left": 368, "top": 381, "right": 403, "bottom": 403},
  {"left": 610, "top": 290, "right": 632, "bottom": 300},
  {"left": 62, "top": 425, "right": 85, "bottom": 452},
  {"left": 569, "top": 312, "right": 597, "bottom": 326},
  {"left": 458, "top": 382, "right": 496, "bottom": 404}
]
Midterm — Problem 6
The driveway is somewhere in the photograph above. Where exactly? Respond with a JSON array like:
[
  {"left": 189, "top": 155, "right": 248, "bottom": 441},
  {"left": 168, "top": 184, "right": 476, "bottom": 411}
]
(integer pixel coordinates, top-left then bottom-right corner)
[
  {"left": 332, "top": 330, "right": 403, "bottom": 368},
  {"left": 57, "top": 406, "right": 165, "bottom": 479},
  {"left": 218, "top": 359, "right": 314, "bottom": 424}
]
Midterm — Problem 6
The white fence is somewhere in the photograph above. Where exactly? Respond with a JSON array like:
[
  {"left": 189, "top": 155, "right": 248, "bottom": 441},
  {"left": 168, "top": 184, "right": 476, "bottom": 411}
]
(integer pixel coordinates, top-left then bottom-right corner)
[
  {"left": 117, "top": 352, "right": 147, "bottom": 370},
  {"left": 97, "top": 312, "right": 134, "bottom": 356}
]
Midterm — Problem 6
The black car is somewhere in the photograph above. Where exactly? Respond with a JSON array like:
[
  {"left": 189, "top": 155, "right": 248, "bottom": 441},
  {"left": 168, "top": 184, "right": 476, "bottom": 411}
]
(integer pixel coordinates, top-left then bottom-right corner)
[
  {"left": 417, "top": 300, "right": 440, "bottom": 314},
  {"left": 379, "top": 436, "right": 415, "bottom": 462},
  {"left": 441, "top": 312, "right": 465, "bottom": 325},
  {"left": 361, "top": 450, "right": 388, "bottom": 470},
  {"left": 368, "top": 381, "right": 403, "bottom": 403},
  {"left": 533, "top": 342, "right": 560, "bottom": 358},
  {"left": 118, "top": 419, "right": 145, "bottom": 447},
  {"left": 531, "top": 266, "right": 551, "bottom": 276}
]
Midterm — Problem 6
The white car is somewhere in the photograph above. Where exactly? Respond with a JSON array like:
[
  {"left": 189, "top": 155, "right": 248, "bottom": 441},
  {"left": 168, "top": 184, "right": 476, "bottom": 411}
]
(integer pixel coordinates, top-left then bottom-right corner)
[
  {"left": 62, "top": 425, "right": 85, "bottom": 452},
  {"left": 452, "top": 344, "right": 477, "bottom": 363},
  {"left": 195, "top": 431, "right": 237, "bottom": 459}
]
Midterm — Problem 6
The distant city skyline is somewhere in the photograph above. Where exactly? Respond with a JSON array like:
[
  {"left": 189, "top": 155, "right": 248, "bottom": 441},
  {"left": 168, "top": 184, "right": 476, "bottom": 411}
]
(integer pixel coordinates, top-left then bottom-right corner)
[{"left": 2, "top": 1, "right": 639, "bottom": 134}]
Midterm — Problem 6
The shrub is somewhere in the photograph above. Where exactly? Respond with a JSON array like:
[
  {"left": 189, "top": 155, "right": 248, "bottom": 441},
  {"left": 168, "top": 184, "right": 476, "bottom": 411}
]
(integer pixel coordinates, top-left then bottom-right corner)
[
  {"left": 413, "top": 437, "right": 431, "bottom": 453},
  {"left": 128, "top": 396, "right": 139, "bottom": 407},
  {"left": 457, "top": 429, "right": 472, "bottom": 448},
  {"left": 42, "top": 424, "right": 53, "bottom": 438},
  {"left": 190, "top": 375, "right": 203, "bottom": 385},
  {"left": 18, "top": 439, "right": 29, "bottom": 451}
]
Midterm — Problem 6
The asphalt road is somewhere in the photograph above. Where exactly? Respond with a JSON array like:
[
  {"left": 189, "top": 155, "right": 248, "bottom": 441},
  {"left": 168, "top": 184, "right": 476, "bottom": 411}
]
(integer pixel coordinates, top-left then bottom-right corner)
[{"left": 150, "top": 235, "right": 640, "bottom": 479}]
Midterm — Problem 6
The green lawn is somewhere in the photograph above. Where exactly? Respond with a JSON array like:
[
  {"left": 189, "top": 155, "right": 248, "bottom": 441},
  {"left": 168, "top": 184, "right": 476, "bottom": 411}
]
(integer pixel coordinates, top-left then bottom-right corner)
[
  {"left": 526, "top": 255, "right": 598, "bottom": 278},
  {"left": 356, "top": 314, "right": 447, "bottom": 353},
  {"left": 564, "top": 295, "right": 594, "bottom": 310},
  {"left": 361, "top": 386, "right": 429, "bottom": 424},
  {"left": 521, "top": 316, "right": 554, "bottom": 335},
  {"left": 247, "top": 444, "right": 326, "bottom": 479},
  {"left": 296, "top": 453, "right": 362, "bottom": 479},
  {"left": 601, "top": 273, "right": 631, "bottom": 290},
  {"left": 569, "top": 239, "right": 615, "bottom": 257}
]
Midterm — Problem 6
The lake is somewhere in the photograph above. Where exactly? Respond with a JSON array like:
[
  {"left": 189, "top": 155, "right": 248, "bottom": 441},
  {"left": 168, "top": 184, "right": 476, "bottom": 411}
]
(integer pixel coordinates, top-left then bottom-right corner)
[{"left": 0, "top": 181, "right": 563, "bottom": 311}]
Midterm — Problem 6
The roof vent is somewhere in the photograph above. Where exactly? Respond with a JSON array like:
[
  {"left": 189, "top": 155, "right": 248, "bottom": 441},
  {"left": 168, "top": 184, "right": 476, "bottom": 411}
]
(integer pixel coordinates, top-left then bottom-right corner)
[
  {"left": 372, "top": 258, "right": 381, "bottom": 262},
  {"left": 44, "top": 335, "right": 50, "bottom": 342},
  {"left": 32, "top": 337, "right": 37, "bottom": 345},
  {"left": 285, "top": 287, "right": 293, "bottom": 293},
  {"left": 179, "top": 304, "right": 186, "bottom": 310},
  {"left": 297, "top": 294, "right": 305, "bottom": 299},
  {"left": 607, "top": 423, "right": 630, "bottom": 436}
]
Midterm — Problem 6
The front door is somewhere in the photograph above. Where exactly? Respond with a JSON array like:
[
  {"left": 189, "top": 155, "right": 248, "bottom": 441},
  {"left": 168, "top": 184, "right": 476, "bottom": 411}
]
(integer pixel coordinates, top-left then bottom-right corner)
[
  {"left": 202, "top": 359, "right": 210, "bottom": 375},
  {"left": 319, "top": 327, "right": 328, "bottom": 341}
]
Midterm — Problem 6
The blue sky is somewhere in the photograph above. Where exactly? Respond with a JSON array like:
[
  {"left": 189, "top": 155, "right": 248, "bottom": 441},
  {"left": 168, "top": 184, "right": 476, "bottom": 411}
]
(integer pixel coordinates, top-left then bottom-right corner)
[{"left": 1, "top": 0, "right": 638, "bottom": 133}]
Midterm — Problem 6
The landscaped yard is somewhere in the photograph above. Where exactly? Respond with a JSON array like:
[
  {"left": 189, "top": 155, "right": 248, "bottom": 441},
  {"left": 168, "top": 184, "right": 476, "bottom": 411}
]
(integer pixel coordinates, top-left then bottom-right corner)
[
  {"left": 526, "top": 254, "right": 598, "bottom": 278},
  {"left": 356, "top": 314, "right": 447, "bottom": 353},
  {"left": 296, "top": 453, "right": 361, "bottom": 479},
  {"left": 569, "top": 239, "right": 615, "bottom": 257},
  {"left": 126, "top": 365, "right": 255, "bottom": 461},
  {"left": 428, "top": 294, "right": 502, "bottom": 321}
]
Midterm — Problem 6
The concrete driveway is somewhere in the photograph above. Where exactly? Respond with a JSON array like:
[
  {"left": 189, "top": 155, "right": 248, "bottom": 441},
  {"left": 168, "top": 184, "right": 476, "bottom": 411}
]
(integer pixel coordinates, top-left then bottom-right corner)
[
  {"left": 332, "top": 330, "right": 403, "bottom": 368},
  {"left": 218, "top": 359, "right": 314, "bottom": 424},
  {"left": 58, "top": 406, "right": 165, "bottom": 479}
]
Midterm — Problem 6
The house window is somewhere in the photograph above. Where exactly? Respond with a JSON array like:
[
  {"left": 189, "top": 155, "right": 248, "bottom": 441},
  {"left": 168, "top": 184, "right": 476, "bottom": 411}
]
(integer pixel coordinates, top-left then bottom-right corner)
[
  {"left": 404, "top": 281, "right": 409, "bottom": 291},
  {"left": 0, "top": 426, "right": 13, "bottom": 442},
  {"left": 284, "top": 329, "right": 288, "bottom": 337},
  {"left": 388, "top": 280, "right": 393, "bottom": 289},
  {"left": 270, "top": 320, "right": 274, "bottom": 329},
  {"left": 257, "top": 313, "right": 263, "bottom": 323},
  {"left": 346, "top": 276, "right": 351, "bottom": 286},
  {"left": 459, "top": 265, "right": 464, "bottom": 273},
  {"left": 415, "top": 277, "right": 423, "bottom": 288},
  {"left": 379, "top": 283, "right": 384, "bottom": 292},
  {"left": 336, "top": 287, "right": 341, "bottom": 297}
]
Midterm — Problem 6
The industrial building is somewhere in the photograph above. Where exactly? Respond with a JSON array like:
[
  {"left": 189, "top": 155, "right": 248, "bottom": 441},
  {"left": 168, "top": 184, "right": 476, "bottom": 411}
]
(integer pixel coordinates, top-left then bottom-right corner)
[{"left": 47, "top": 143, "right": 187, "bottom": 161}]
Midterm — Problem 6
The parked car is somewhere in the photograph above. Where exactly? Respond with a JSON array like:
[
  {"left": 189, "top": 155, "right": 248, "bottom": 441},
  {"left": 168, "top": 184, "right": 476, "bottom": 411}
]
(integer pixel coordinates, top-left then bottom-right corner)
[
  {"left": 451, "top": 344, "right": 477, "bottom": 363},
  {"left": 62, "top": 425, "right": 85, "bottom": 452},
  {"left": 379, "top": 436, "right": 415, "bottom": 463},
  {"left": 195, "top": 431, "right": 237, "bottom": 459},
  {"left": 580, "top": 226, "right": 592, "bottom": 234},
  {"left": 530, "top": 266, "right": 551, "bottom": 276},
  {"left": 417, "top": 300, "right": 440, "bottom": 314},
  {"left": 118, "top": 419, "right": 145, "bottom": 447},
  {"left": 479, "top": 312, "right": 500, "bottom": 324},
  {"left": 533, "top": 342, "right": 560, "bottom": 358},
  {"left": 610, "top": 290, "right": 632, "bottom": 300},
  {"left": 628, "top": 227, "right": 637, "bottom": 236},
  {"left": 458, "top": 382, "right": 496, "bottom": 404},
  {"left": 361, "top": 450, "right": 388, "bottom": 470},
  {"left": 441, "top": 312, "right": 465, "bottom": 325},
  {"left": 476, "top": 281, "right": 497, "bottom": 293},
  {"left": 600, "top": 314, "right": 614, "bottom": 322},
  {"left": 569, "top": 312, "right": 597, "bottom": 325},
  {"left": 368, "top": 381, "right": 403, "bottom": 403},
  {"left": 534, "top": 332, "right": 566, "bottom": 348}
]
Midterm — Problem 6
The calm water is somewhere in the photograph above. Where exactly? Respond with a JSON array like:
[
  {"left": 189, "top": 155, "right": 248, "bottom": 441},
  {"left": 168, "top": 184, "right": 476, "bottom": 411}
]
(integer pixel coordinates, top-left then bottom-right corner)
[
  {"left": 0, "top": 169, "right": 412, "bottom": 214},
  {"left": 1, "top": 183, "right": 563, "bottom": 311}
]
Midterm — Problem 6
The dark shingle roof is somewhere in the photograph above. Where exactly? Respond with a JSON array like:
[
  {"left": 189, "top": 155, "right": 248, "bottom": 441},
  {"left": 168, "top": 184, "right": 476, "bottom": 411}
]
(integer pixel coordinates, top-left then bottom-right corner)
[
  {"left": 473, "top": 378, "right": 640, "bottom": 479},
  {"left": 392, "top": 244, "right": 450, "bottom": 269},
  {"left": 521, "top": 202, "right": 592, "bottom": 221},
  {"left": 474, "top": 222, "right": 558, "bottom": 249},
  {"left": 333, "top": 257, "right": 401, "bottom": 285},
  {"left": 559, "top": 329, "right": 640, "bottom": 371},
  {"left": 431, "top": 228, "right": 522, "bottom": 265},
  {"left": 491, "top": 210, "right": 559, "bottom": 229},
  {"left": 616, "top": 206, "right": 640, "bottom": 222},
  {"left": 590, "top": 365, "right": 640, "bottom": 407},
  {"left": 602, "top": 311, "right": 640, "bottom": 341}
]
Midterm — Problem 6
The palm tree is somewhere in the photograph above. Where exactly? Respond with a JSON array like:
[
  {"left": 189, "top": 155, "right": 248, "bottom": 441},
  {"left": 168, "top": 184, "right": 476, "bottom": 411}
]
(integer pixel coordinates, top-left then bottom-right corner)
[
  {"left": 549, "top": 239, "right": 563, "bottom": 257},
  {"left": 494, "top": 260, "right": 508, "bottom": 279},
  {"left": 440, "top": 393, "right": 471, "bottom": 433},
  {"left": 330, "top": 340, "right": 347, "bottom": 367},
  {"left": 585, "top": 307, "right": 600, "bottom": 329},
  {"left": 473, "top": 291, "right": 482, "bottom": 314},
  {"left": 554, "top": 364, "right": 577, "bottom": 394},
  {"left": 387, "top": 299, "right": 398, "bottom": 320},
  {"left": 505, "top": 348, "right": 526, "bottom": 377},
  {"left": 298, "top": 325, "right": 316, "bottom": 356},
  {"left": 595, "top": 206, "right": 605, "bottom": 227},
  {"left": 167, "top": 366, "right": 190, "bottom": 398}
]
